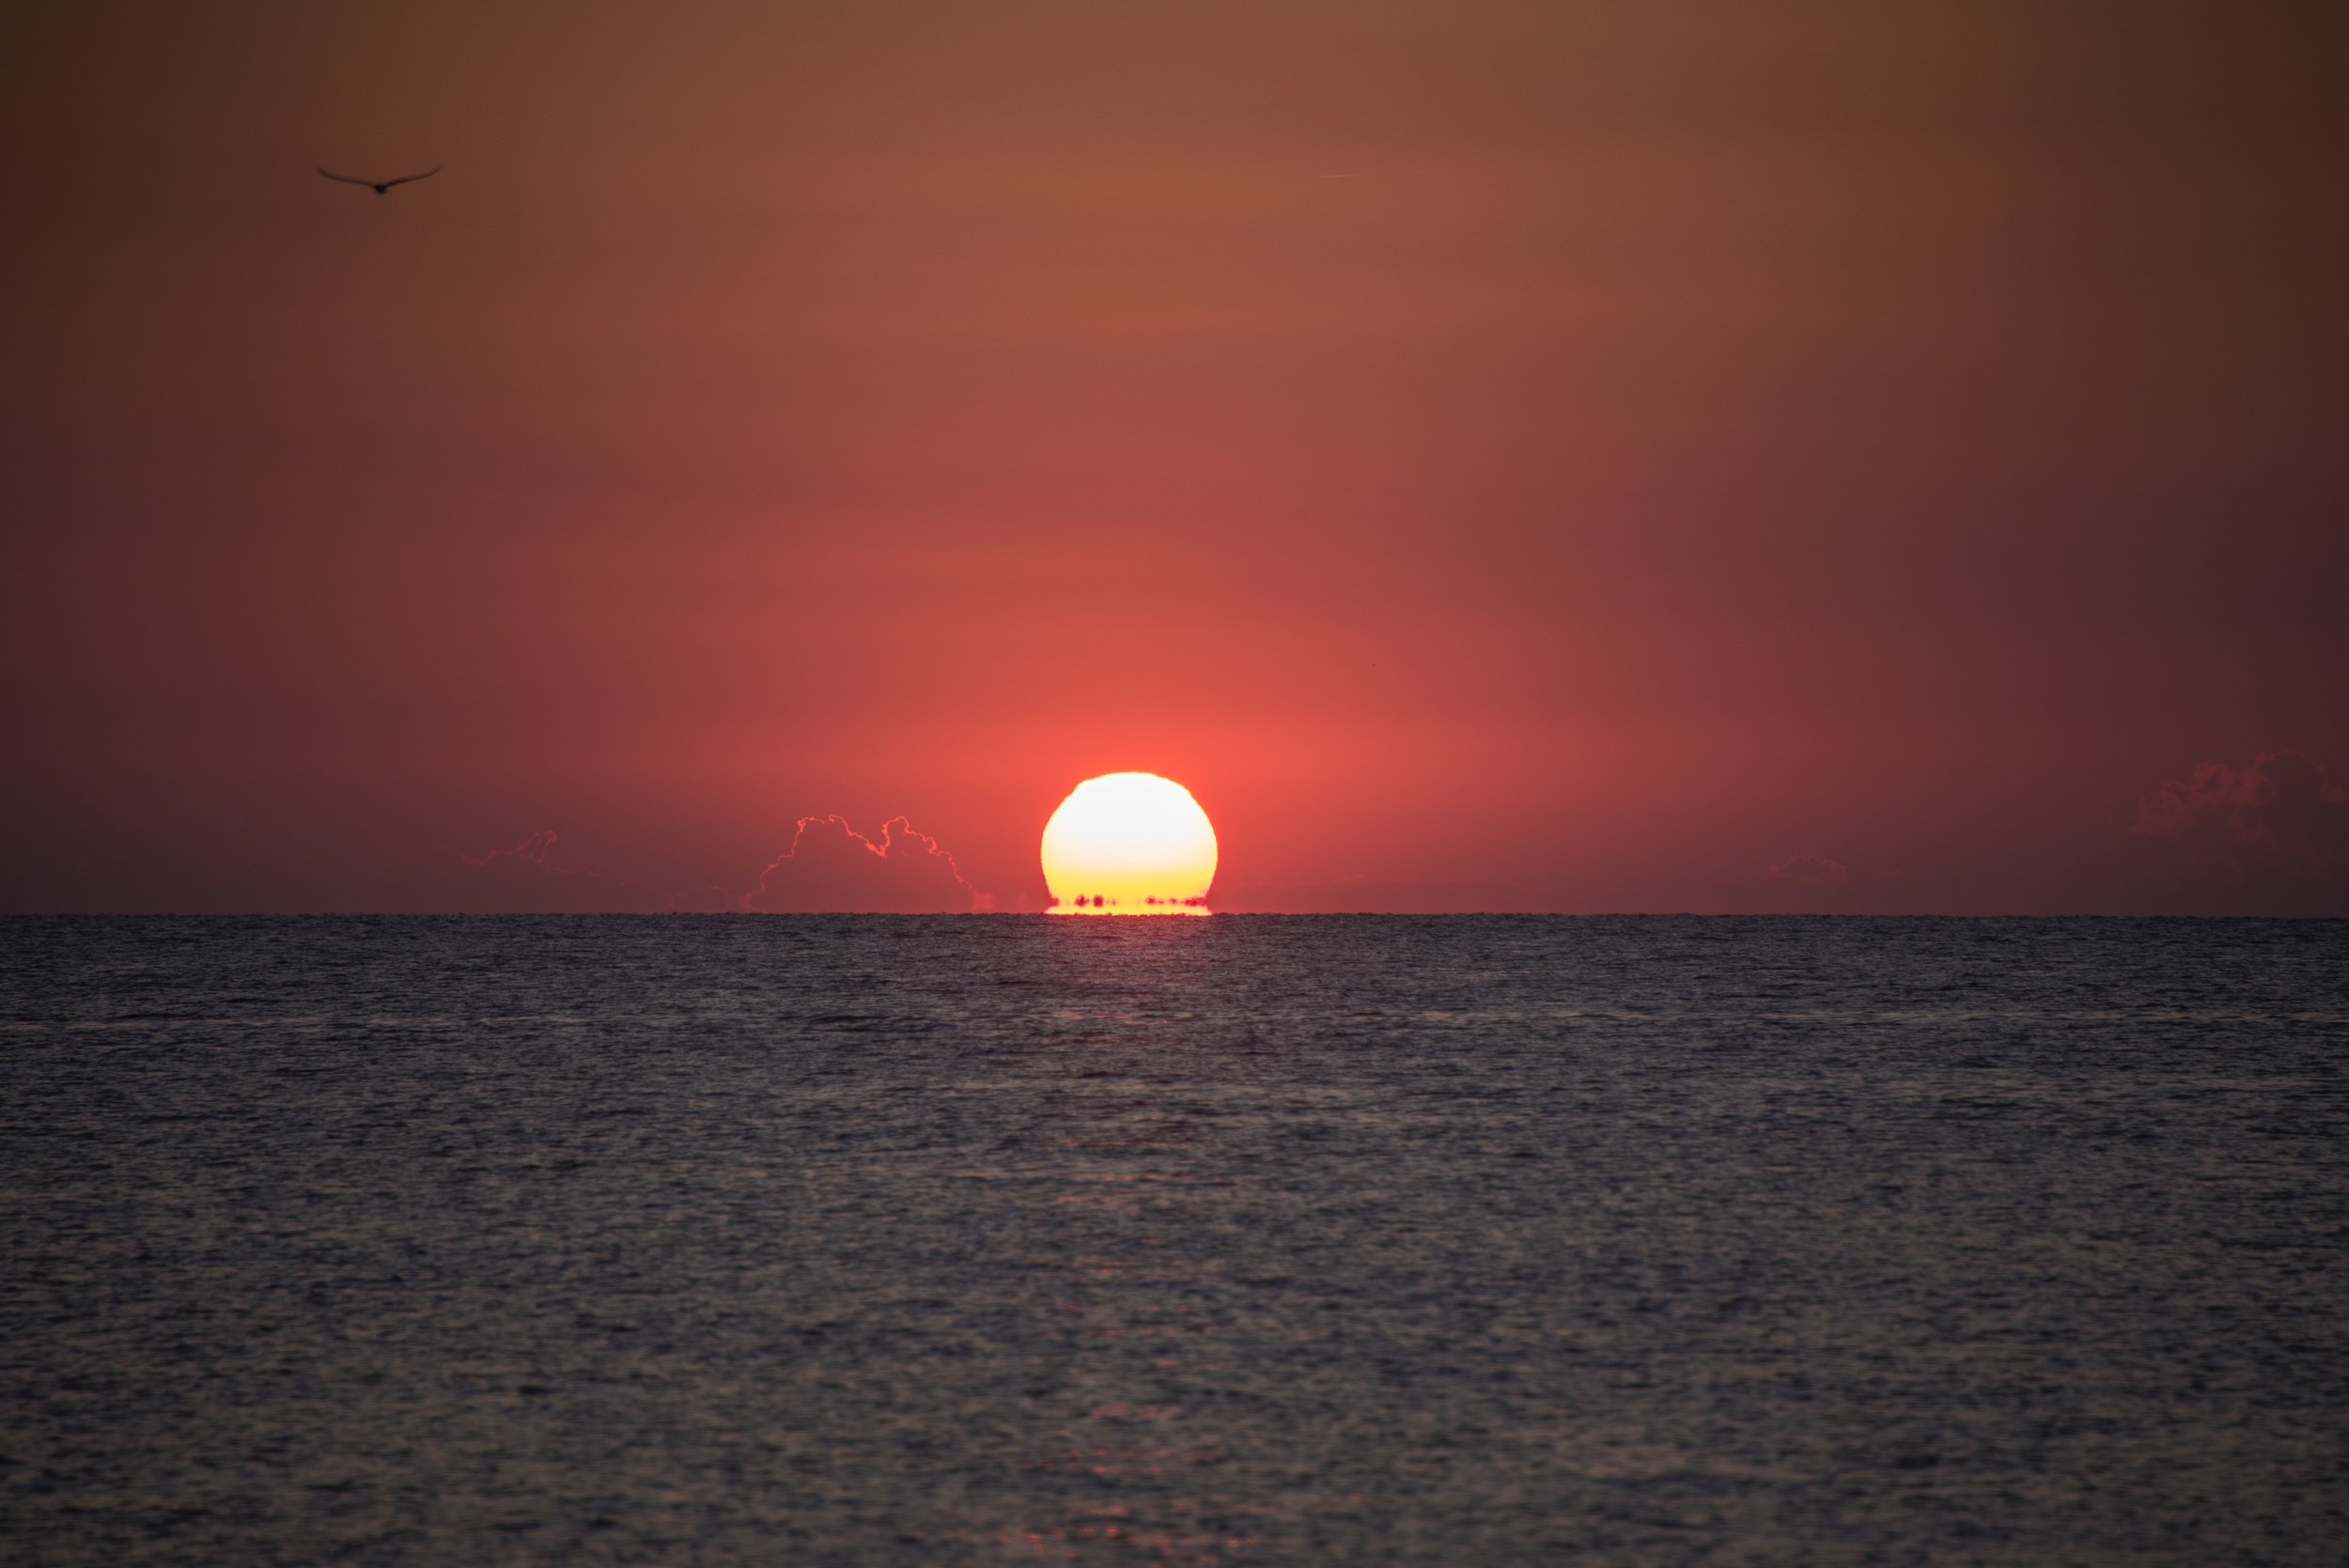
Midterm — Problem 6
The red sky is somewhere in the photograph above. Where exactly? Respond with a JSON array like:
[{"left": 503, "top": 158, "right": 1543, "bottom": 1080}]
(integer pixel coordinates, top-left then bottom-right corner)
[{"left": 4, "top": 0, "right": 2345, "bottom": 914}]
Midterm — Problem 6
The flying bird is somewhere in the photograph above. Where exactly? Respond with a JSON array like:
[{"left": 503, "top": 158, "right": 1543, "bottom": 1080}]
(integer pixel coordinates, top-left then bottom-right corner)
[{"left": 318, "top": 165, "right": 440, "bottom": 194}]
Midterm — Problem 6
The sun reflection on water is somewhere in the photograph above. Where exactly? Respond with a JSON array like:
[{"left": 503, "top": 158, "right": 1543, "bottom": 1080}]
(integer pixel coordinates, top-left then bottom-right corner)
[{"left": 987, "top": 1075, "right": 1273, "bottom": 1564}]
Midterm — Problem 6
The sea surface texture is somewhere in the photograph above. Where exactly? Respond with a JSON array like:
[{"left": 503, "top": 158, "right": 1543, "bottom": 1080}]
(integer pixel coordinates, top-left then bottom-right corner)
[{"left": 2, "top": 916, "right": 2345, "bottom": 1565}]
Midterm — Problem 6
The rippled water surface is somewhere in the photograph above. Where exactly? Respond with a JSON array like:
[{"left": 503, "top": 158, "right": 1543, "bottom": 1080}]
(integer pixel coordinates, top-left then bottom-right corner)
[{"left": 4, "top": 916, "right": 2346, "bottom": 1564}]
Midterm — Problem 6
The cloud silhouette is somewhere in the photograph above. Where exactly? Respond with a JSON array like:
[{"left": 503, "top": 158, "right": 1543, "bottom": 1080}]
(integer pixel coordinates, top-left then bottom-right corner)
[
  {"left": 456, "top": 816, "right": 993, "bottom": 913},
  {"left": 742, "top": 815, "right": 989, "bottom": 913},
  {"left": 2132, "top": 753, "right": 2349, "bottom": 898},
  {"left": 2142, "top": 751, "right": 2340, "bottom": 910},
  {"left": 1767, "top": 854, "right": 1848, "bottom": 886}
]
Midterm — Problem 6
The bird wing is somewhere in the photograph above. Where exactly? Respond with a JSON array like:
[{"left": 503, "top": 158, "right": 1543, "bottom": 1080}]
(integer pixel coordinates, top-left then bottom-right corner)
[
  {"left": 318, "top": 167, "right": 376, "bottom": 185},
  {"left": 378, "top": 167, "right": 442, "bottom": 188}
]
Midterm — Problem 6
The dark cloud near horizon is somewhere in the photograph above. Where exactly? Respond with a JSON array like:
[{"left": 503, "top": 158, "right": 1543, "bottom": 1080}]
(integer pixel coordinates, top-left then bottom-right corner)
[
  {"left": 1768, "top": 855, "right": 1849, "bottom": 886},
  {"left": 2132, "top": 752, "right": 2348, "bottom": 912}
]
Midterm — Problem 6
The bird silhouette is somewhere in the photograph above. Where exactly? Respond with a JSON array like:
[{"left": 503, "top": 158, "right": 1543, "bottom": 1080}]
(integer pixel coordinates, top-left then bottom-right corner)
[{"left": 319, "top": 165, "right": 440, "bottom": 195}]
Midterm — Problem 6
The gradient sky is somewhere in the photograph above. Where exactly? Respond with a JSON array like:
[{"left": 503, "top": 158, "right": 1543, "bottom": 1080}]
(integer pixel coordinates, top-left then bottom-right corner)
[{"left": 5, "top": 0, "right": 2345, "bottom": 914}]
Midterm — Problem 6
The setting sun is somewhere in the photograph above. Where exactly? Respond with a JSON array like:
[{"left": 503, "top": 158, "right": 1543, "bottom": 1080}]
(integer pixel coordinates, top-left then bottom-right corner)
[{"left": 1041, "top": 773, "right": 1218, "bottom": 914}]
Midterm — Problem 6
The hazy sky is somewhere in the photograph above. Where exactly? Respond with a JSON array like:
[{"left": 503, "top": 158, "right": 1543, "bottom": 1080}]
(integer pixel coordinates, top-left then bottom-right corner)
[{"left": 5, "top": 0, "right": 2344, "bottom": 913}]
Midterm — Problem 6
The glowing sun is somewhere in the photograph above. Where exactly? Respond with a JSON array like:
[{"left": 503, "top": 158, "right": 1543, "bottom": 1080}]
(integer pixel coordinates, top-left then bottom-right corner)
[{"left": 1041, "top": 773, "right": 1218, "bottom": 915}]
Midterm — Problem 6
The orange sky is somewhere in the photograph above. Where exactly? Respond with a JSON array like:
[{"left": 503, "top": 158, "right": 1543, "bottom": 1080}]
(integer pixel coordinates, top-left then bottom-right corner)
[{"left": 4, "top": 1, "right": 2345, "bottom": 913}]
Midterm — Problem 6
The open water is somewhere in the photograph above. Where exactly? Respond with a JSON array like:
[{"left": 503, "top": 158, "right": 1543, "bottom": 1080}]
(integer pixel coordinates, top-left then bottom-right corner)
[{"left": 2, "top": 915, "right": 2345, "bottom": 1565}]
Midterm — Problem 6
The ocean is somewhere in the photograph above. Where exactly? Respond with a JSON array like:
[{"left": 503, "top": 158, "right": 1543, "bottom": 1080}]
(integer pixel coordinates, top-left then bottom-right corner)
[{"left": 3, "top": 915, "right": 2344, "bottom": 1564}]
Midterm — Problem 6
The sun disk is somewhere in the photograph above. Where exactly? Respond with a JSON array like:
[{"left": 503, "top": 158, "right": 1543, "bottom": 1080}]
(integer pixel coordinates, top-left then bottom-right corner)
[{"left": 1041, "top": 773, "right": 1218, "bottom": 915}]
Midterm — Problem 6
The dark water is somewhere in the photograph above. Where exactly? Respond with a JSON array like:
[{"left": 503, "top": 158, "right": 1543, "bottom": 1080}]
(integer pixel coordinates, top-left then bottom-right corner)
[{"left": 3, "top": 917, "right": 2346, "bottom": 1565}]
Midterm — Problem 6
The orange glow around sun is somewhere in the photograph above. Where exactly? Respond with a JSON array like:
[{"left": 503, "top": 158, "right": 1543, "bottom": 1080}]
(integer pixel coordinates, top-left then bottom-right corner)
[{"left": 1041, "top": 773, "right": 1218, "bottom": 914}]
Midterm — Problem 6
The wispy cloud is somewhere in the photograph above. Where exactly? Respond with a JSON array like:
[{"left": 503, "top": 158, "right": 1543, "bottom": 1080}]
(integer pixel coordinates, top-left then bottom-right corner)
[
  {"left": 461, "top": 830, "right": 558, "bottom": 869},
  {"left": 458, "top": 829, "right": 667, "bottom": 912}
]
